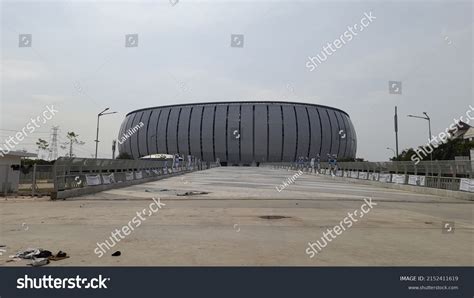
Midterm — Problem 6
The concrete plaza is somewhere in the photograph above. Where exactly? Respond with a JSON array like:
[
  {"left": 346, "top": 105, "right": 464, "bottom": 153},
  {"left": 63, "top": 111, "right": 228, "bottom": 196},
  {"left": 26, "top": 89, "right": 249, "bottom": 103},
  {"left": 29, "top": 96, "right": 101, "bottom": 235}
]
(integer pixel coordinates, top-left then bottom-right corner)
[{"left": 0, "top": 167, "right": 472, "bottom": 266}]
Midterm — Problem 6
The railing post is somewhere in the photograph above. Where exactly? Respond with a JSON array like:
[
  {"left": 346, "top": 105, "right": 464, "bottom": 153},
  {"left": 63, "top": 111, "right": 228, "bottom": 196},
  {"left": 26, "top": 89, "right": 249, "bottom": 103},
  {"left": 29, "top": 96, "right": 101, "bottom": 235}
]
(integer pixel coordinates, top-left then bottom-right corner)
[
  {"left": 470, "top": 159, "right": 473, "bottom": 179},
  {"left": 403, "top": 164, "right": 408, "bottom": 184},
  {"left": 52, "top": 163, "right": 58, "bottom": 200},
  {"left": 3, "top": 165, "right": 9, "bottom": 197},
  {"left": 437, "top": 161, "right": 441, "bottom": 189},
  {"left": 32, "top": 164, "right": 37, "bottom": 197}
]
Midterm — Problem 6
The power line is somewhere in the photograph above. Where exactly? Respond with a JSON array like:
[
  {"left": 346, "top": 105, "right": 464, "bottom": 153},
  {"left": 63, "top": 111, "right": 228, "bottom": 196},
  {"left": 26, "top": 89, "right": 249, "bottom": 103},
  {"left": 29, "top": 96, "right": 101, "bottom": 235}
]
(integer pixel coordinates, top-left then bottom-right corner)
[{"left": 0, "top": 129, "right": 50, "bottom": 133}]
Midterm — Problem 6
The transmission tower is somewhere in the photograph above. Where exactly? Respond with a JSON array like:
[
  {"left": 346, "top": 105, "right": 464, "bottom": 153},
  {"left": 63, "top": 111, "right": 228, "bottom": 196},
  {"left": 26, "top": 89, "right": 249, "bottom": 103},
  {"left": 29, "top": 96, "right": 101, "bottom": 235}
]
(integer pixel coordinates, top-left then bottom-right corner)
[{"left": 48, "top": 126, "right": 59, "bottom": 161}]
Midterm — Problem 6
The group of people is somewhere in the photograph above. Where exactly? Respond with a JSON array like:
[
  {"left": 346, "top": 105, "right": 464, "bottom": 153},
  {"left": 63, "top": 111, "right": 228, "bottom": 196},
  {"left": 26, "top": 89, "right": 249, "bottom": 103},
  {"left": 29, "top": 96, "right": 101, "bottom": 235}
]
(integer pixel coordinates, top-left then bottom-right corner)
[
  {"left": 164, "top": 154, "right": 202, "bottom": 171},
  {"left": 295, "top": 154, "right": 338, "bottom": 176}
]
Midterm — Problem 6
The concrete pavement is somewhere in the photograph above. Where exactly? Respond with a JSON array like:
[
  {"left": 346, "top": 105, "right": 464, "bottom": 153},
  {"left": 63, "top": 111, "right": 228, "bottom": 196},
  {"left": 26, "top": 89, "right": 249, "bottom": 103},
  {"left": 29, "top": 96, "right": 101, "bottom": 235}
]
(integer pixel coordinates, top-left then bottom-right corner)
[{"left": 0, "top": 167, "right": 472, "bottom": 266}]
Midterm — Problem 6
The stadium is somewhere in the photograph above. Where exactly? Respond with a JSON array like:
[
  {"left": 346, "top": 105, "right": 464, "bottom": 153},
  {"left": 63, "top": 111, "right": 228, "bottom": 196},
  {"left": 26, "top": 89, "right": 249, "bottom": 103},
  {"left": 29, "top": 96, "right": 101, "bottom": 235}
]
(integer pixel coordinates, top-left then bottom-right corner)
[{"left": 117, "top": 101, "right": 357, "bottom": 165}]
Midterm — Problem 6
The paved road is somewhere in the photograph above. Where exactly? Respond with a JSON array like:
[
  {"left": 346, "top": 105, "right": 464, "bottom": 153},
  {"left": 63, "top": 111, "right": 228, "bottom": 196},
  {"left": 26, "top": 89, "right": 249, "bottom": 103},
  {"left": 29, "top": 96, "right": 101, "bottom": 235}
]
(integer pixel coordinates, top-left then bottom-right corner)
[{"left": 0, "top": 167, "right": 472, "bottom": 266}]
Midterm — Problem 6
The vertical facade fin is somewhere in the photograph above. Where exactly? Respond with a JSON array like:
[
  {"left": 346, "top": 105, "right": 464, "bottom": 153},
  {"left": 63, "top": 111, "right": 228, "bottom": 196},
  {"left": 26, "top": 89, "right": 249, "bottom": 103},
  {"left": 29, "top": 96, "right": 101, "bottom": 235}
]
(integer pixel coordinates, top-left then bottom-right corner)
[
  {"left": 176, "top": 108, "right": 182, "bottom": 154},
  {"left": 280, "top": 105, "right": 284, "bottom": 161},
  {"left": 165, "top": 109, "right": 171, "bottom": 154},
  {"left": 225, "top": 105, "right": 229, "bottom": 161},
  {"left": 155, "top": 110, "right": 162, "bottom": 154},
  {"left": 200, "top": 106, "right": 204, "bottom": 160},
  {"left": 145, "top": 110, "right": 153, "bottom": 156},
  {"left": 212, "top": 105, "right": 217, "bottom": 162},
  {"left": 293, "top": 106, "right": 299, "bottom": 161},
  {"left": 333, "top": 111, "right": 341, "bottom": 158},
  {"left": 252, "top": 105, "right": 255, "bottom": 162},
  {"left": 136, "top": 112, "right": 145, "bottom": 157},
  {"left": 128, "top": 113, "right": 137, "bottom": 156},
  {"left": 266, "top": 105, "right": 270, "bottom": 162},
  {"left": 305, "top": 107, "right": 311, "bottom": 158},
  {"left": 188, "top": 107, "right": 193, "bottom": 156},
  {"left": 325, "top": 109, "right": 333, "bottom": 158},
  {"left": 238, "top": 104, "right": 242, "bottom": 162},
  {"left": 341, "top": 113, "right": 349, "bottom": 159},
  {"left": 315, "top": 108, "right": 323, "bottom": 156}
]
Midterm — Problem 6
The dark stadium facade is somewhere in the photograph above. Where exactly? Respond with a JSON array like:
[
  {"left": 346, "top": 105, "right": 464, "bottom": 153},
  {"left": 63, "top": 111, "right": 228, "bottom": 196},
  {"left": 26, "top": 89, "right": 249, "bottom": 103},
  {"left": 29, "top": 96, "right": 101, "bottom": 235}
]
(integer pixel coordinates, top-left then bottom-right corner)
[{"left": 118, "top": 101, "right": 357, "bottom": 164}]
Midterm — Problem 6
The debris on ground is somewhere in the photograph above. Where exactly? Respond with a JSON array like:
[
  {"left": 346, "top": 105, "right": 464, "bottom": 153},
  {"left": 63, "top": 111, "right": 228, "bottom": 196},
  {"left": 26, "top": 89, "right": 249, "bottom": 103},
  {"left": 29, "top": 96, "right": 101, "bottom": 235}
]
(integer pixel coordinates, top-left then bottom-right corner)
[
  {"left": 111, "top": 251, "right": 121, "bottom": 256},
  {"left": 49, "top": 251, "right": 69, "bottom": 261},
  {"left": 145, "top": 189, "right": 151, "bottom": 192},
  {"left": 176, "top": 191, "right": 209, "bottom": 196},
  {"left": 259, "top": 215, "right": 290, "bottom": 220},
  {"left": 10, "top": 248, "right": 70, "bottom": 265},
  {"left": 12, "top": 248, "right": 49, "bottom": 259},
  {"left": 6, "top": 258, "right": 21, "bottom": 263},
  {"left": 28, "top": 258, "right": 49, "bottom": 267},
  {"left": 37, "top": 250, "right": 53, "bottom": 258},
  {"left": 159, "top": 189, "right": 170, "bottom": 192},
  {"left": 56, "top": 251, "right": 67, "bottom": 257}
]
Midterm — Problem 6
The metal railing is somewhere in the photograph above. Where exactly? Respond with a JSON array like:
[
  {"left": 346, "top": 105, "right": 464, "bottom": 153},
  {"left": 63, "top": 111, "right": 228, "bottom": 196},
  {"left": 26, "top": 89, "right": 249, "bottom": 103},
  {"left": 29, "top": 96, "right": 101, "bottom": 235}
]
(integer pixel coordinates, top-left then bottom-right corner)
[
  {"left": 333, "top": 160, "right": 473, "bottom": 178},
  {"left": 19, "top": 164, "right": 55, "bottom": 196},
  {"left": 1, "top": 157, "right": 217, "bottom": 197},
  {"left": 52, "top": 157, "right": 214, "bottom": 193},
  {"left": 263, "top": 160, "right": 474, "bottom": 193},
  {"left": 265, "top": 160, "right": 473, "bottom": 178}
]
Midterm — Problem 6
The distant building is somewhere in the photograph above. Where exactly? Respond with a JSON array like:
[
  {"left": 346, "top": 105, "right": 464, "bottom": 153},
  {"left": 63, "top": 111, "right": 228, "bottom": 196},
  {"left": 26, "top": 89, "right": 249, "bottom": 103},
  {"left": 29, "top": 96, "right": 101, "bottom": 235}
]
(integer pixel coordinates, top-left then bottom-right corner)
[
  {"left": 448, "top": 121, "right": 474, "bottom": 161},
  {"left": 0, "top": 151, "right": 36, "bottom": 194},
  {"left": 462, "top": 127, "right": 474, "bottom": 142},
  {"left": 117, "top": 101, "right": 357, "bottom": 165},
  {"left": 449, "top": 121, "right": 473, "bottom": 141}
]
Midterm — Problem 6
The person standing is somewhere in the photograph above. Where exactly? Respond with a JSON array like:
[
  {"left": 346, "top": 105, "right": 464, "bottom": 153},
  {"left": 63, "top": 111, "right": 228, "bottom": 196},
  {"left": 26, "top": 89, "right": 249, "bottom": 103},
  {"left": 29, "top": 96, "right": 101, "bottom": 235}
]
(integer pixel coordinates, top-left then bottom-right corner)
[
  {"left": 316, "top": 154, "right": 321, "bottom": 174},
  {"left": 333, "top": 154, "right": 338, "bottom": 176},
  {"left": 174, "top": 154, "right": 180, "bottom": 171}
]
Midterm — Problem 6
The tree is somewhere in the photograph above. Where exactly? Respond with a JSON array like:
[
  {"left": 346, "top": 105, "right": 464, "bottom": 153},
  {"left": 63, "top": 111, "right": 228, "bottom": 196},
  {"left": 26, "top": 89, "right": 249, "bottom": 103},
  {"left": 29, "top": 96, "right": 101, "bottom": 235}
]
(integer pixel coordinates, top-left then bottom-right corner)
[
  {"left": 393, "top": 138, "right": 474, "bottom": 162},
  {"left": 390, "top": 148, "right": 417, "bottom": 161},
  {"left": 60, "top": 132, "right": 85, "bottom": 157},
  {"left": 432, "top": 138, "right": 473, "bottom": 160},
  {"left": 116, "top": 152, "right": 133, "bottom": 159},
  {"left": 339, "top": 157, "right": 365, "bottom": 162},
  {"left": 35, "top": 138, "right": 49, "bottom": 160}
]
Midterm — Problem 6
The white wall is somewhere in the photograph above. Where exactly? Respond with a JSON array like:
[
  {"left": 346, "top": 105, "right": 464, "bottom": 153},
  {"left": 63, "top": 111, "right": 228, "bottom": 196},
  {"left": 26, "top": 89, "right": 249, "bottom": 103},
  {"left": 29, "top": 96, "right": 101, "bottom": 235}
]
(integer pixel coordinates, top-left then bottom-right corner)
[{"left": 0, "top": 155, "right": 22, "bottom": 193}]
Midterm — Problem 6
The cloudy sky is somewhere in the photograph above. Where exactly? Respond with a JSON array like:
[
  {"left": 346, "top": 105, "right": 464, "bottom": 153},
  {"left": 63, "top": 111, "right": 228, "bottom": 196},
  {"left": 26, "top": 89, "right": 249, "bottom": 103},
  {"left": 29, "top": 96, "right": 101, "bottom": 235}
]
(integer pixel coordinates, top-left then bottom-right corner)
[{"left": 1, "top": 0, "right": 472, "bottom": 160}]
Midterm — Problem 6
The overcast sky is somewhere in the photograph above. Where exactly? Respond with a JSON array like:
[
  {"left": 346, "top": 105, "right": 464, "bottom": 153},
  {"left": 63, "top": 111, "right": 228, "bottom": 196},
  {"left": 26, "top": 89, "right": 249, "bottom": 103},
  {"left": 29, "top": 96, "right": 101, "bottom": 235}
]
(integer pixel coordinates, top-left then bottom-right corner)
[{"left": 1, "top": 0, "right": 472, "bottom": 160}]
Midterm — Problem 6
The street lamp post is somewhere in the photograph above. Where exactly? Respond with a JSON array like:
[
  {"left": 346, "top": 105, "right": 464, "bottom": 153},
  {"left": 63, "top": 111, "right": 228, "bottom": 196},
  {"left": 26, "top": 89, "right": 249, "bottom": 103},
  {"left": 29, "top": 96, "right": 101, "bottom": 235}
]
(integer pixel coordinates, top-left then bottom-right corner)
[
  {"left": 423, "top": 112, "right": 432, "bottom": 148},
  {"left": 386, "top": 147, "right": 396, "bottom": 159},
  {"left": 407, "top": 112, "right": 432, "bottom": 161},
  {"left": 95, "top": 108, "right": 117, "bottom": 159},
  {"left": 394, "top": 106, "right": 399, "bottom": 157},
  {"left": 112, "top": 140, "right": 117, "bottom": 159}
]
